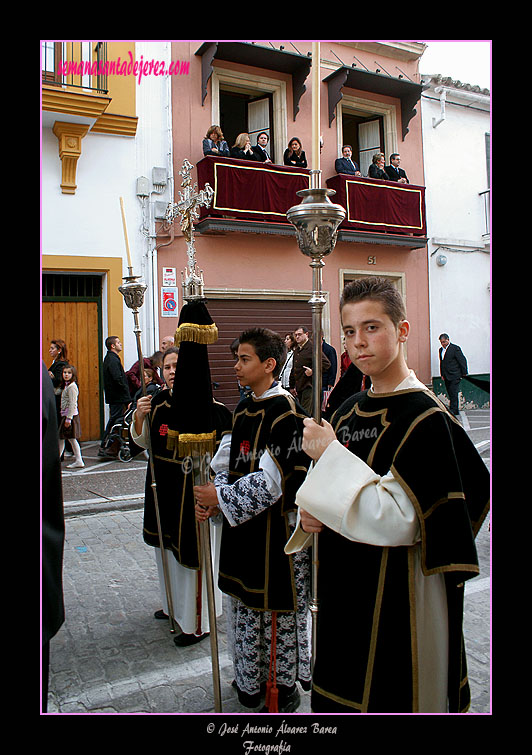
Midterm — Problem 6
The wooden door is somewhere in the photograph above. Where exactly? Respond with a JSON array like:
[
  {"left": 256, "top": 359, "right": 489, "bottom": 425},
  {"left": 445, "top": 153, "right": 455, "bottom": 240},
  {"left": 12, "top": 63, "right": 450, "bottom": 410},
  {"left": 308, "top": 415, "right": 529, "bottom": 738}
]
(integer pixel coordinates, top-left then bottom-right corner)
[{"left": 42, "top": 300, "right": 102, "bottom": 440}]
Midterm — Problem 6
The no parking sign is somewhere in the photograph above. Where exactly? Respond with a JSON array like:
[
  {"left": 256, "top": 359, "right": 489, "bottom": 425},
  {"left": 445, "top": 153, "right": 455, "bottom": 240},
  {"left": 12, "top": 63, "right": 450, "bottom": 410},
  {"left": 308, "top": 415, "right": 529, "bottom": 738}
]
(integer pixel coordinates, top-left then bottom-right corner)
[{"left": 161, "top": 287, "right": 178, "bottom": 317}]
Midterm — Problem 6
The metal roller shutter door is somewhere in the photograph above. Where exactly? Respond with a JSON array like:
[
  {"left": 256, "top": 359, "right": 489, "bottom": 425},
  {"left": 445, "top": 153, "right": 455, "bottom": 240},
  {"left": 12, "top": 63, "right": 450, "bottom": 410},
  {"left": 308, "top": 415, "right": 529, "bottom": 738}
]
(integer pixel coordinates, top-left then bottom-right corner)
[{"left": 206, "top": 298, "right": 313, "bottom": 411}]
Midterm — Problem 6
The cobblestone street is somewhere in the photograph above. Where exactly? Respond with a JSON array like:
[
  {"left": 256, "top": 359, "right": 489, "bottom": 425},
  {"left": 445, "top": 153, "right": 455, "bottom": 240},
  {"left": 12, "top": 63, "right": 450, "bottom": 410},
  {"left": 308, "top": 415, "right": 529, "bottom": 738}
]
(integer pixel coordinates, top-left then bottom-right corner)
[{"left": 46, "top": 409, "right": 491, "bottom": 719}]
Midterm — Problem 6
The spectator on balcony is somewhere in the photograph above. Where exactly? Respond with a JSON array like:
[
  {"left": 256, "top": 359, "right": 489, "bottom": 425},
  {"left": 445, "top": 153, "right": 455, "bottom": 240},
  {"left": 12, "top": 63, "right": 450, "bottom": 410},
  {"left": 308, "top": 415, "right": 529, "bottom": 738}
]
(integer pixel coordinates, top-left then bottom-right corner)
[
  {"left": 202, "top": 125, "right": 230, "bottom": 157},
  {"left": 252, "top": 132, "right": 273, "bottom": 163},
  {"left": 283, "top": 137, "right": 308, "bottom": 168},
  {"left": 231, "top": 133, "right": 258, "bottom": 161},
  {"left": 368, "top": 152, "right": 388, "bottom": 180},
  {"left": 385, "top": 153, "right": 409, "bottom": 184},
  {"left": 334, "top": 145, "right": 361, "bottom": 176}
]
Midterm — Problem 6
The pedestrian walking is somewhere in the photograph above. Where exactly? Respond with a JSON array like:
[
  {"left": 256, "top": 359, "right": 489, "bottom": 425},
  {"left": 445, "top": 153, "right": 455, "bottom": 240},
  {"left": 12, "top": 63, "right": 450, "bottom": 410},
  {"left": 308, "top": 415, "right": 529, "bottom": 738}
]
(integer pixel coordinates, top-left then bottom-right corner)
[
  {"left": 58, "top": 364, "right": 84, "bottom": 468},
  {"left": 438, "top": 333, "right": 468, "bottom": 416}
]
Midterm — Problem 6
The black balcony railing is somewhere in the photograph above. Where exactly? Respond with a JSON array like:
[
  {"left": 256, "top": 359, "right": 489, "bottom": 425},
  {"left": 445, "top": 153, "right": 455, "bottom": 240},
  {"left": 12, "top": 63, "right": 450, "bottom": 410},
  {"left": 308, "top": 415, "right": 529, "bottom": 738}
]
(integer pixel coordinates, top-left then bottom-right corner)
[{"left": 41, "top": 41, "right": 108, "bottom": 94}]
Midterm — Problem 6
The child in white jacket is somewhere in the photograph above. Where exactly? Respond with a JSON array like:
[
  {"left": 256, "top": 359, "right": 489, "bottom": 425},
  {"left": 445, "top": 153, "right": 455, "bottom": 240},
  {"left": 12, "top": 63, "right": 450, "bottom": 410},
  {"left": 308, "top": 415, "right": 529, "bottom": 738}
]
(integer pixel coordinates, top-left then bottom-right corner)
[{"left": 58, "top": 365, "right": 84, "bottom": 468}]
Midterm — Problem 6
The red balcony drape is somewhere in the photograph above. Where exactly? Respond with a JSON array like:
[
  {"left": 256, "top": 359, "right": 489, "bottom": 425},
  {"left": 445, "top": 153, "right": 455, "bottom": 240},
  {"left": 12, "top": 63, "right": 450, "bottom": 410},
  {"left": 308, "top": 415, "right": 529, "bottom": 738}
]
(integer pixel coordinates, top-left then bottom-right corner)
[
  {"left": 197, "top": 156, "right": 310, "bottom": 223},
  {"left": 196, "top": 157, "right": 426, "bottom": 237},
  {"left": 326, "top": 174, "right": 426, "bottom": 236}
]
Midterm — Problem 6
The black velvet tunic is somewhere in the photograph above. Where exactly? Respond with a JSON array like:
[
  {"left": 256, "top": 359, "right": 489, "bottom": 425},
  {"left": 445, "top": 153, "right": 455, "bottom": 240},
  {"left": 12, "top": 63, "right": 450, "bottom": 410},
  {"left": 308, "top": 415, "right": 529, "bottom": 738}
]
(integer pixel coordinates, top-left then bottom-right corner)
[
  {"left": 218, "top": 392, "right": 310, "bottom": 611},
  {"left": 142, "top": 390, "right": 232, "bottom": 570},
  {"left": 311, "top": 387, "right": 490, "bottom": 713}
]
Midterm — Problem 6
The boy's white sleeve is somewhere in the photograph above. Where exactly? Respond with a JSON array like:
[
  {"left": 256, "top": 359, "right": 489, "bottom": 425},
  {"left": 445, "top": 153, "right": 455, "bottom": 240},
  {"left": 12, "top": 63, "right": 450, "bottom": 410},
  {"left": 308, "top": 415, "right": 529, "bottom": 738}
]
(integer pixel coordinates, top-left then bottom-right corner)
[
  {"left": 286, "top": 439, "right": 420, "bottom": 551},
  {"left": 210, "top": 433, "right": 231, "bottom": 474},
  {"left": 130, "top": 411, "right": 149, "bottom": 449}
]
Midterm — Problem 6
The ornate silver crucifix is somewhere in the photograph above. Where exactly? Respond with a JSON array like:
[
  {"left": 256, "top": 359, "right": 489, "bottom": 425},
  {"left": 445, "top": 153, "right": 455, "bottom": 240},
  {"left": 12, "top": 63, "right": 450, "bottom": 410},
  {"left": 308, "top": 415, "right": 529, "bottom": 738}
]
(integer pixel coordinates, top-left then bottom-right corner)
[{"left": 165, "top": 159, "right": 214, "bottom": 300}]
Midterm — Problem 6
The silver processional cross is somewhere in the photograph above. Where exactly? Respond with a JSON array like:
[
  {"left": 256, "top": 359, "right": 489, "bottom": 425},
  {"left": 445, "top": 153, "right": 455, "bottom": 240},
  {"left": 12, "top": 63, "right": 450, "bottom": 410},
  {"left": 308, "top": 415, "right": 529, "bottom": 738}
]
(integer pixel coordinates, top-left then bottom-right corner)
[{"left": 165, "top": 159, "right": 214, "bottom": 300}]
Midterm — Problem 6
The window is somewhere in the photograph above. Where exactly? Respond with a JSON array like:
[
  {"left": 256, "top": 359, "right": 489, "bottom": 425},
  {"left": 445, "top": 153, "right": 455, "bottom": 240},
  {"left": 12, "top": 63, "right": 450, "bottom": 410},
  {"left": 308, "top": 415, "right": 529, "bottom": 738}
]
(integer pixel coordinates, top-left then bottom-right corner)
[
  {"left": 485, "top": 133, "right": 490, "bottom": 189},
  {"left": 42, "top": 41, "right": 62, "bottom": 84},
  {"left": 219, "top": 88, "right": 273, "bottom": 156},
  {"left": 336, "top": 94, "right": 398, "bottom": 177},
  {"left": 211, "top": 68, "right": 288, "bottom": 166},
  {"left": 41, "top": 41, "right": 108, "bottom": 93},
  {"left": 342, "top": 112, "right": 385, "bottom": 176}
]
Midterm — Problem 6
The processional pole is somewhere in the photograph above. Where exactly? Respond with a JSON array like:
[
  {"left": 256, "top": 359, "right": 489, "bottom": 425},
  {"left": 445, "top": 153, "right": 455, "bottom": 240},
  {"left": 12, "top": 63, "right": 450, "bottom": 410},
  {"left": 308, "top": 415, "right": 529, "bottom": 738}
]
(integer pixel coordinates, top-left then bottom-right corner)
[
  {"left": 165, "top": 161, "right": 222, "bottom": 712},
  {"left": 286, "top": 43, "right": 346, "bottom": 668},
  {"left": 118, "top": 197, "right": 178, "bottom": 635}
]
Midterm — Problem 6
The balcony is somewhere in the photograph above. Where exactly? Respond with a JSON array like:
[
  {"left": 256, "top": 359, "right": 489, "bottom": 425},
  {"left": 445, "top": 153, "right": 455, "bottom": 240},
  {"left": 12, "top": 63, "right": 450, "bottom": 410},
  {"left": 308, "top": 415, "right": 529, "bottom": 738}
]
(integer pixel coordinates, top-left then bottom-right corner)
[
  {"left": 42, "top": 41, "right": 109, "bottom": 94},
  {"left": 326, "top": 174, "right": 427, "bottom": 247},
  {"left": 41, "top": 41, "right": 137, "bottom": 137},
  {"left": 195, "top": 156, "right": 427, "bottom": 249}
]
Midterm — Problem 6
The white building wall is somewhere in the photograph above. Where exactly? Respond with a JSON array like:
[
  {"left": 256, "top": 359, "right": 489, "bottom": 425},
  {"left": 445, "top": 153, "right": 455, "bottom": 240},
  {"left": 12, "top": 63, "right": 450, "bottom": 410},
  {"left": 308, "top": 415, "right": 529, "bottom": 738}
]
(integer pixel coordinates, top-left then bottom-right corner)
[
  {"left": 131, "top": 40, "right": 174, "bottom": 357},
  {"left": 420, "top": 80, "right": 490, "bottom": 379},
  {"left": 42, "top": 41, "right": 173, "bottom": 368}
]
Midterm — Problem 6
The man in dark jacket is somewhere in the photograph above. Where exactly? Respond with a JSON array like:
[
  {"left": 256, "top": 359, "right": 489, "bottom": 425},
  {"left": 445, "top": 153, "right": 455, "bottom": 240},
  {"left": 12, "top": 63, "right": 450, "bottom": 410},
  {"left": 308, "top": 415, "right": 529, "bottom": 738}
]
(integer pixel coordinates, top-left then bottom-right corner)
[
  {"left": 252, "top": 132, "right": 272, "bottom": 163},
  {"left": 289, "top": 326, "right": 330, "bottom": 415},
  {"left": 385, "top": 153, "right": 409, "bottom": 183},
  {"left": 98, "top": 336, "right": 131, "bottom": 458},
  {"left": 334, "top": 145, "right": 361, "bottom": 176},
  {"left": 439, "top": 333, "right": 468, "bottom": 416}
]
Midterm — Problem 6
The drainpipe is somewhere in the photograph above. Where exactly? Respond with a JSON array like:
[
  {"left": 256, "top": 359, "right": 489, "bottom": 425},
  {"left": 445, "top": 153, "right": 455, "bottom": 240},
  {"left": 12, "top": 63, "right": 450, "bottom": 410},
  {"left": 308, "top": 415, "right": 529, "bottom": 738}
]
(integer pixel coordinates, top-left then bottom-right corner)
[
  {"left": 432, "top": 86, "right": 447, "bottom": 128},
  {"left": 432, "top": 85, "right": 490, "bottom": 128}
]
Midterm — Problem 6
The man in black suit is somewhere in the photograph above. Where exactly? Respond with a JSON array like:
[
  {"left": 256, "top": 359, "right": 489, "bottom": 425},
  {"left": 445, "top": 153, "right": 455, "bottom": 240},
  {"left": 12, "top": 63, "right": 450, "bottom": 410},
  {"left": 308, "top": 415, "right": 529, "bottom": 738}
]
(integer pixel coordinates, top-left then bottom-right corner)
[
  {"left": 98, "top": 336, "right": 131, "bottom": 458},
  {"left": 251, "top": 132, "right": 272, "bottom": 163},
  {"left": 439, "top": 333, "right": 468, "bottom": 416},
  {"left": 334, "top": 145, "right": 361, "bottom": 176},
  {"left": 385, "top": 153, "right": 409, "bottom": 183}
]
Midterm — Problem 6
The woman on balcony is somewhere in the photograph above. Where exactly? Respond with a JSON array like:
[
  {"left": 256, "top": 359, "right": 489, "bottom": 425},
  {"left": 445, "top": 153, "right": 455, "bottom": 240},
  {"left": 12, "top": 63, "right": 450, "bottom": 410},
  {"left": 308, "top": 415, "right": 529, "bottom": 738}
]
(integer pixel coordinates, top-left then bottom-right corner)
[
  {"left": 368, "top": 152, "right": 388, "bottom": 180},
  {"left": 283, "top": 137, "right": 308, "bottom": 168},
  {"left": 202, "top": 125, "right": 230, "bottom": 157},
  {"left": 230, "top": 133, "right": 258, "bottom": 161}
]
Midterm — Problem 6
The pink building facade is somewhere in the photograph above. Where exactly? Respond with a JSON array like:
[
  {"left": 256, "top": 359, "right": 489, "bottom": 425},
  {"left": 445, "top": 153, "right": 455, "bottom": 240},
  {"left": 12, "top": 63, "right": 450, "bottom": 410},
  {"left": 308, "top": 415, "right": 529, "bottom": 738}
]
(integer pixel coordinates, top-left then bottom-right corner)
[{"left": 159, "top": 41, "right": 429, "bottom": 410}]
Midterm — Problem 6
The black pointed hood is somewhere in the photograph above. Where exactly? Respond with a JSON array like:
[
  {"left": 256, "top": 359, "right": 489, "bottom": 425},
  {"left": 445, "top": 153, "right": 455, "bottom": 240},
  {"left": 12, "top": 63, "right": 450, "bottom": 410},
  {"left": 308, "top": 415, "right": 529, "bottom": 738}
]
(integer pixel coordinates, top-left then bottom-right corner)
[{"left": 166, "top": 298, "right": 219, "bottom": 457}]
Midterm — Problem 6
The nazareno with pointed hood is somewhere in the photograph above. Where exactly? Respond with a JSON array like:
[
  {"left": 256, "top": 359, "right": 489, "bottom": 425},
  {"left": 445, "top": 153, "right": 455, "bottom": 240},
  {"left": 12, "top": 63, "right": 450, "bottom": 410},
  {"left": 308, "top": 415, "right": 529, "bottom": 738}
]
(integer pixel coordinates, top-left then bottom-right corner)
[{"left": 166, "top": 298, "right": 220, "bottom": 458}]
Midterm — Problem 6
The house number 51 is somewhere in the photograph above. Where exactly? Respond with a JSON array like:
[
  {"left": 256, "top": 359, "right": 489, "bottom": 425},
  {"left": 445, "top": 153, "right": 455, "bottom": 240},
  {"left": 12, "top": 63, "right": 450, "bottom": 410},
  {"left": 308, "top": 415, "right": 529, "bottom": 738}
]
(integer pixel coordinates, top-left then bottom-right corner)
[{"left": 367, "top": 255, "right": 377, "bottom": 265}]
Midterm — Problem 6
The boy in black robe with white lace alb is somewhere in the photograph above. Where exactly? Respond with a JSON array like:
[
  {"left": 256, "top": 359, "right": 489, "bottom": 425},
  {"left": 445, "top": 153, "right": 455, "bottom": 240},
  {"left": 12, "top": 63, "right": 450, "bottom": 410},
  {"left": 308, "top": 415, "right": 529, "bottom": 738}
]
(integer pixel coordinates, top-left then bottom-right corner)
[{"left": 194, "top": 328, "right": 311, "bottom": 712}]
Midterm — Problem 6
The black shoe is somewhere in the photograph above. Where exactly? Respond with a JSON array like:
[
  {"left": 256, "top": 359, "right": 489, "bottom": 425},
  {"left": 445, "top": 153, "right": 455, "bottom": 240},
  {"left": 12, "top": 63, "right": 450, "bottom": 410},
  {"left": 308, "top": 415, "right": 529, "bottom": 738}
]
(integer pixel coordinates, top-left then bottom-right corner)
[
  {"left": 154, "top": 610, "right": 169, "bottom": 620},
  {"left": 173, "top": 632, "right": 209, "bottom": 647},
  {"left": 235, "top": 685, "right": 263, "bottom": 709},
  {"left": 280, "top": 685, "right": 301, "bottom": 712},
  {"left": 260, "top": 684, "right": 301, "bottom": 713}
]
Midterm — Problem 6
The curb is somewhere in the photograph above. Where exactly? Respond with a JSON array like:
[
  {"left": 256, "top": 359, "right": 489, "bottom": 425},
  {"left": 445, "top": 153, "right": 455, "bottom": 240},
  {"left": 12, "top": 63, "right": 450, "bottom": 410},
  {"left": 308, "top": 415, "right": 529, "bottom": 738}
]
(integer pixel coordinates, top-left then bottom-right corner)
[{"left": 64, "top": 497, "right": 144, "bottom": 519}]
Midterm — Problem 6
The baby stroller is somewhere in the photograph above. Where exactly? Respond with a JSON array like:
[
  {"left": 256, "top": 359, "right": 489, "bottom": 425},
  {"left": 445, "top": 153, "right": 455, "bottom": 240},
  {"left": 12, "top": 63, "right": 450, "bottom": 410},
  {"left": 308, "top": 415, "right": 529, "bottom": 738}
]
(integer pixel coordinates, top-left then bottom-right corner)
[{"left": 101, "top": 405, "right": 136, "bottom": 462}]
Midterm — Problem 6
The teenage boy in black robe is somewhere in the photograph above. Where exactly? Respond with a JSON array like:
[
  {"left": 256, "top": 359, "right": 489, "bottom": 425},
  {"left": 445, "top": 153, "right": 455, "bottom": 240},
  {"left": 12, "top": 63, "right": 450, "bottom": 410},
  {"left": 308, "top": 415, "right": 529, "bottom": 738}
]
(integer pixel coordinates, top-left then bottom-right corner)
[
  {"left": 194, "top": 328, "right": 311, "bottom": 713},
  {"left": 286, "top": 277, "right": 489, "bottom": 713}
]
